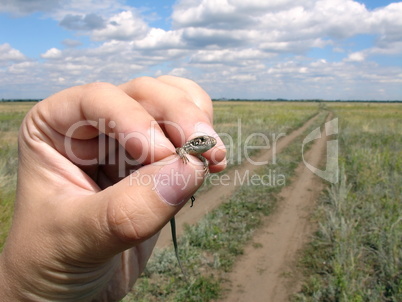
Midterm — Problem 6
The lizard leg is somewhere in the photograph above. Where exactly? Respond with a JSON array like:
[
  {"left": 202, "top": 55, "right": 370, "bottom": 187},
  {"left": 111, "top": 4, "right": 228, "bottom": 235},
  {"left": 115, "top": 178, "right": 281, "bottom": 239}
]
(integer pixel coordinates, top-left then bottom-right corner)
[
  {"left": 175, "top": 147, "right": 189, "bottom": 164},
  {"left": 196, "top": 154, "right": 210, "bottom": 175}
]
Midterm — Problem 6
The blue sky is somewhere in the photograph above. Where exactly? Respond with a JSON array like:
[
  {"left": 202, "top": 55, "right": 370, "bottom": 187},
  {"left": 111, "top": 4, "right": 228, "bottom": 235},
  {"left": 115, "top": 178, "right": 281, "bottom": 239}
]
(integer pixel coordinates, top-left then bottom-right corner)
[{"left": 1, "top": 0, "right": 401, "bottom": 100}]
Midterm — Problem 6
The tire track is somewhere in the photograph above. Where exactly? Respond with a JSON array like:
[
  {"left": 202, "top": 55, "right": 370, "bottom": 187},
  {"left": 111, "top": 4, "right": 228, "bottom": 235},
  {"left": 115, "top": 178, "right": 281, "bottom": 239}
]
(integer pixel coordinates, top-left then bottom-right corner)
[
  {"left": 155, "top": 113, "right": 320, "bottom": 249},
  {"left": 220, "top": 114, "right": 332, "bottom": 302}
]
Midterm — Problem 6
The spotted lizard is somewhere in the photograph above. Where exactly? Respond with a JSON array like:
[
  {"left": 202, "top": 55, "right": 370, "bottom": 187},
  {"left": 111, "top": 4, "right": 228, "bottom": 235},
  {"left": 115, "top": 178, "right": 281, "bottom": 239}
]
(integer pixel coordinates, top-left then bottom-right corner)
[{"left": 171, "top": 135, "right": 217, "bottom": 279}]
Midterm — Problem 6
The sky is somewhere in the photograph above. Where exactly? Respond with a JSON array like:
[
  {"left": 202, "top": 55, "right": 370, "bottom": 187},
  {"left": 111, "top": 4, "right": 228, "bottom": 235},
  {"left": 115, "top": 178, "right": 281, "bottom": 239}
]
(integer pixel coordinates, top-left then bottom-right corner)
[{"left": 0, "top": 0, "right": 401, "bottom": 100}]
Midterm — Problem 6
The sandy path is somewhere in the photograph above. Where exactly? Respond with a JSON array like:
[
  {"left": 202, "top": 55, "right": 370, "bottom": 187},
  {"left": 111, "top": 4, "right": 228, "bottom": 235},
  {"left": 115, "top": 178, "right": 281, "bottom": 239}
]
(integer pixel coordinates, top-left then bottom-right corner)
[
  {"left": 155, "top": 114, "right": 319, "bottom": 248},
  {"left": 219, "top": 115, "right": 331, "bottom": 302}
]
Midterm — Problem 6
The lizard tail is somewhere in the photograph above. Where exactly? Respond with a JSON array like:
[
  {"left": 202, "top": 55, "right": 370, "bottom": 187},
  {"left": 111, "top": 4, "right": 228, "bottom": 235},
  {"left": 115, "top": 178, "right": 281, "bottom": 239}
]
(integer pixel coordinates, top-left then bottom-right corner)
[{"left": 170, "top": 217, "right": 189, "bottom": 282}]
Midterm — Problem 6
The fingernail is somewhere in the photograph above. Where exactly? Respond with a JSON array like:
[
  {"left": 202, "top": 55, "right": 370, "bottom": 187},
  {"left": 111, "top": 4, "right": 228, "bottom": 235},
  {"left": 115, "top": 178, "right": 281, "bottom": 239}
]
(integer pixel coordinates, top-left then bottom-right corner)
[{"left": 153, "top": 157, "right": 203, "bottom": 206}]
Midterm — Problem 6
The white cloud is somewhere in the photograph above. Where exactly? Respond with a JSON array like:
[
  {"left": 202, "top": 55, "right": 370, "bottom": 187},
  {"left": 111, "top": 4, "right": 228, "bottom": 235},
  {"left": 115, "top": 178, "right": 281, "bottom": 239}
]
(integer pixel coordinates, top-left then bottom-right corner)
[
  {"left": 133, "top": 28, "right": 185, "bottom": 49},
  {"left": 228, "top": 0, "right": 309, "bottom": 11},
  {"left": 8, "top": 61, "right": 37, "bottom": 74},
  {"left": 0, "top": 43, "right": 27, "bottom": 62},
  {"left": 346, "top": 52, "right": 366, "bottom": 62},
  {"left": 168, "top": 67, "right": 190, "bottom": 77},
  {"left": 91, "top": 10, "right": 149, "bottom": 41},
  {"left": 370, "top": 3, "right": 402, "bottom": 31},
  {"left": 1, "top": 0, "right": 402, "bottom": 100},
  {"left": 230, "top": 74, "right": 257, "bottom": 81},
  {"left": 370, "top": 40, "right": 402, "bottom": 56},
  {"left": 41, "top": 48, "right": 63, "bottom": 59},
  {"left": 190, "top": 48, "right": 273, "bottom": 64},
  {"left": 173, "top": 0, "right": 241, "bottom": 28},
  {"left": 172, "top": 0, "right": 401, "bottom": 54}
]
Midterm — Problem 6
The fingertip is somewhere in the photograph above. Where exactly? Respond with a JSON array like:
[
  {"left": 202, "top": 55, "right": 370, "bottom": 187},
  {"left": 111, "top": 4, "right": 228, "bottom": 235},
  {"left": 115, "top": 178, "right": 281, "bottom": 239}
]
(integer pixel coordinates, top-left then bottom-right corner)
[
  {"left": 209, "top": 158, "right": 227, "bottom": 173},
  {"left": 102, "top": 154, "right": 207, "bottom": 247}
]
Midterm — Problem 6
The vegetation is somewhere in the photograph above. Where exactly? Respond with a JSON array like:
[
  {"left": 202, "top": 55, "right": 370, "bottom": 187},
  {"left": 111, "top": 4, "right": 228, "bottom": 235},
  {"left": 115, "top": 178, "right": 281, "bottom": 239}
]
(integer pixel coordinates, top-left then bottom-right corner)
[
  {"left": 295, "top": 103, "right": 402, "bottom": 302},
  {"left": 213, "top": 101, "right": 318, "bottom": 166},
  {"left": 0, "top": 102, "right": 37, "bottom": 251},
  {"left": 197, "top": 101, "right": 319, "bottom": 194},
  {"left": 122, "top": 107, "right": 326, "bottom": 301},
  {"left": 2, "top": 101, "right": 399, "bottom": 302},
  {"left": 0, "top": 101, "right": 318, "bottom": 251}
]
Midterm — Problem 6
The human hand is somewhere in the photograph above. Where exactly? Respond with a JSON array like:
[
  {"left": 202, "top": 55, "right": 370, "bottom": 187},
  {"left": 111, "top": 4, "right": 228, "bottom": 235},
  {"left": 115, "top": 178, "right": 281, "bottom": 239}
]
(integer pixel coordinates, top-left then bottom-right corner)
[{"left": 0, "top": 76, "right": 226, "bottom": 301}]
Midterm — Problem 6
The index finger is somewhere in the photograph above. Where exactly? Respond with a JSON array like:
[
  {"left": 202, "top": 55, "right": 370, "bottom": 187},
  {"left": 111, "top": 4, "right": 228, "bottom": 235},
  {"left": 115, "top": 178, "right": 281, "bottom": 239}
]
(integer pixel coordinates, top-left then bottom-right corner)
[
  {"left": 119, "top": 77, "right": 226, "bottom": 169},
  {"left": 22, "top": 82, "right": 175, "bottom": 166}
]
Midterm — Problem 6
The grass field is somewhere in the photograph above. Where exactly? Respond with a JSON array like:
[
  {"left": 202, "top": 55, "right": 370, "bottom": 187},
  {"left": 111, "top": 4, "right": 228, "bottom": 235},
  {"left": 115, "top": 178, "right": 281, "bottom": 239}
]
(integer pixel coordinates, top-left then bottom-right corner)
[
  {"left": 296, "top": 103, "right": 402, "bottom": 302},
  {"left": 123, "top": 103, "right": 324, "bottom": 301},
  {"left": 212, "top": 101, "right": 318, "bottom": 166},
  {"left": 0, "top": 102, "right": 37, "bottom": 250},
  {"left": 0, "top": 101, "right": 318, "bottom": 252},
  {"left": 0, "top": 101, "right": 400, "bottom": 302}
]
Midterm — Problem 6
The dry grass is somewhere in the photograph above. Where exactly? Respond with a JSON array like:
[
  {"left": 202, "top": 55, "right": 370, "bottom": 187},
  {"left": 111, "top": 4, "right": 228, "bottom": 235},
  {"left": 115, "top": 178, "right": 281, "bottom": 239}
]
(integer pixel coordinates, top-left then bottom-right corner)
[
  {"left": 296, "top": 102, "right": 402, "bottom": 302},
  {"left": 0, "top": 102, "right": 36, "bottom": 250}
]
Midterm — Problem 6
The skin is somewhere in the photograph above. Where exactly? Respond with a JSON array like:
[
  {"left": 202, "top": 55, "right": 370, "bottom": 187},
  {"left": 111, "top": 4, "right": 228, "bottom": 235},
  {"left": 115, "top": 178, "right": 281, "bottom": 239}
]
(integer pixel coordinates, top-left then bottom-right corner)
[{"left": 0, "top": 76, "right": 226, "bottom": 301}]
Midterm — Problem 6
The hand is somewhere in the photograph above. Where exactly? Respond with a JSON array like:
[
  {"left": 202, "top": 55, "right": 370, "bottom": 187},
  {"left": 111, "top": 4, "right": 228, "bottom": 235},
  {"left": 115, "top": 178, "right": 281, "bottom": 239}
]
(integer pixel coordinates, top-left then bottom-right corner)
[{"left": 0, "top": 76, "right": 226, "bottom": 301}]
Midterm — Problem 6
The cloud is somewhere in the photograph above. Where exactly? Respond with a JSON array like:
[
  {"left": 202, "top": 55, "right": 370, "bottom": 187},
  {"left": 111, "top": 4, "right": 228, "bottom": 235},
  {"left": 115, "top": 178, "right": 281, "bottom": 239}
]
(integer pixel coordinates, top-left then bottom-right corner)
[
  {"left": 172, "top": 0, "right": 401, "bottom": 54},
  {"left": 59, "top": 13, "right": 106, "bottom": 30},
  {"left": 0, "top": 0, "right": 62, "bottom": 15},
  {"left": 41, "top": 48, "right": 63, "bottom": 59},
  {"left": 7, "top": 61, "right": 38, "bottom": 74},
  {"left": 1, "top": 0, "right": 402, "bottom": 100},
  {"left": 182, "top": 27, "right": 248, "bottom": 48},
  {"left": 133, "top": 28, "right": 185, "bottom": 50},
  {"left": 0, "top": 0, "right": 127, "bottom": 21},
  {"left": 0, "top": 43, "right": 27, "bottom": 62},
  {"left": 4, "top": 0, "right": 150, "bottom": 42},
  {"left": 172, "top": 0, "right": 249, "bottom": 29},
  {"left": 190, "top": 48, "right": 273, "bottom": 64},
  {"left": 91, "top": 10, "right": 149, "bottom": 41},
  {"left": 168, "top": 67, "right": 191, "bottom": 78},
  {"left": 196, "top": 58, "right": 402, "bottom": 100},
  {"left": 62, "top": 39, "right": 83, "bottom": 47},
  {"left": 346, "top": 52, "right": 365, "bottom": 62}
]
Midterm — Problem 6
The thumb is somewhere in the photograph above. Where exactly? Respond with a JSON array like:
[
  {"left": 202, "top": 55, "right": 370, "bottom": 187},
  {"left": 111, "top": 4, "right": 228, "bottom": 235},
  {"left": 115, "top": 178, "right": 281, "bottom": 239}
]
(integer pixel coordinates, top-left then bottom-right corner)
[{"left": 82, "top": 155, "right": 206, "bottom": 257}]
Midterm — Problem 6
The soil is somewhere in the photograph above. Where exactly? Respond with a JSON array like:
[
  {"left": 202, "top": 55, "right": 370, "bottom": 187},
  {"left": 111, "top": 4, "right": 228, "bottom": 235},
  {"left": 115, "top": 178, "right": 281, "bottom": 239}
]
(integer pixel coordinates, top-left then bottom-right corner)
[
  {"left": 154, "top": 113, "right": 329, "bottom": 301},
  {"left": 219, "top": 115, "right": 329, "bottom": 302},
  {"left": 155, "top": 114, "right": 319, "bottom": 248}
]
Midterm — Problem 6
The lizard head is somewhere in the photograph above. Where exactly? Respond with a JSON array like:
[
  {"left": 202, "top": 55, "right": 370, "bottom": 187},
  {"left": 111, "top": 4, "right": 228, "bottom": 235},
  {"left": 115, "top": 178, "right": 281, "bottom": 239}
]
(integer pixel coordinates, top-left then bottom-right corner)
[{"left": 188, "top": 135, "right": 217, "bottom": 154}]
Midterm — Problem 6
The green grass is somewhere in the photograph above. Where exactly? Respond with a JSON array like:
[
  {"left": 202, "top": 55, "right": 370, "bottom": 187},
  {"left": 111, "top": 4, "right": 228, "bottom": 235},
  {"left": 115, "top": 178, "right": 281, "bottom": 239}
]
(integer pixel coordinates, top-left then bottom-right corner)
[
  {"left": 0, "top": 101, "right": 319, "bottom": 253},
  {"left": 0, "top": 145, "right": 19, "bottom": 251},
  {"left": 295, "top": 103, "right": 402, "bottom": 302},
  {"left": 0, "top": 102, "right": 36, "bottom": 251},
  {"left": 213, "top": 102, "right": 318, "bottom": 167},
  {"left": 199, "top": 101, "right": 319, "bottom": 194},
  {"left": 3, "top": 100, "right": 400, "bottom": 300},
  {"left": 0, "top": 101, "right": 322, "bottom": 298},
  {"left": 122, "top": 109, "right": 328, "bottom": 301}
]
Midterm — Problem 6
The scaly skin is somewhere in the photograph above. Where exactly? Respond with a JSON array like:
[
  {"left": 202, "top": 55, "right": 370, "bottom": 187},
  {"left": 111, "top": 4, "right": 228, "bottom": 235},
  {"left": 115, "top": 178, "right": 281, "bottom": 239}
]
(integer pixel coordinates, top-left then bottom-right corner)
[{"left": 170, "top": 135, "right": 217, "bottom": 280}]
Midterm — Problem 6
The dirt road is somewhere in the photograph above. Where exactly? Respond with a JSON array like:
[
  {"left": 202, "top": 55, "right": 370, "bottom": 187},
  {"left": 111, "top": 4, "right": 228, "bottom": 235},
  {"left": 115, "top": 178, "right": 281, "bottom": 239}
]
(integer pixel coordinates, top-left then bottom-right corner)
[
  {"left": 155, "top": 114, "right": 319, "bottom": 248},
  {"left": 219, "top": 115, "right": 330, "bottom": 302}
]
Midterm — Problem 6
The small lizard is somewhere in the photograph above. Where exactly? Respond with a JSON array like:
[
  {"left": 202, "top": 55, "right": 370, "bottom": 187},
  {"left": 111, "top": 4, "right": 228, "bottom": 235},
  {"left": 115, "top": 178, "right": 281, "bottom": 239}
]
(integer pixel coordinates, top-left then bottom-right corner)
[{"left": 170, "top": 135, "right": 217, "bottom": 279}]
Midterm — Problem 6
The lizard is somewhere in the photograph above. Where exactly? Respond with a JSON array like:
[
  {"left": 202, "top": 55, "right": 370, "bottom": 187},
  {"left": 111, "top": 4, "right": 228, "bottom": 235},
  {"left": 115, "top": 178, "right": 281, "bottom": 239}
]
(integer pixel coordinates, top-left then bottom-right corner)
[{"left": 170, "top": 135, "right": 217, "bottom": 279}]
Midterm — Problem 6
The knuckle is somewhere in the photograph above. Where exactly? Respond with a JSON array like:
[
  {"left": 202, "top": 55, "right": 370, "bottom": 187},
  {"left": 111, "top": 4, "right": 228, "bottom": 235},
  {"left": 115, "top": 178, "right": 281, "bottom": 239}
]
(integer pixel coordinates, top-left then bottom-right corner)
[{"left": 82, "top": 82, "right": 116, "bottom": 93}]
